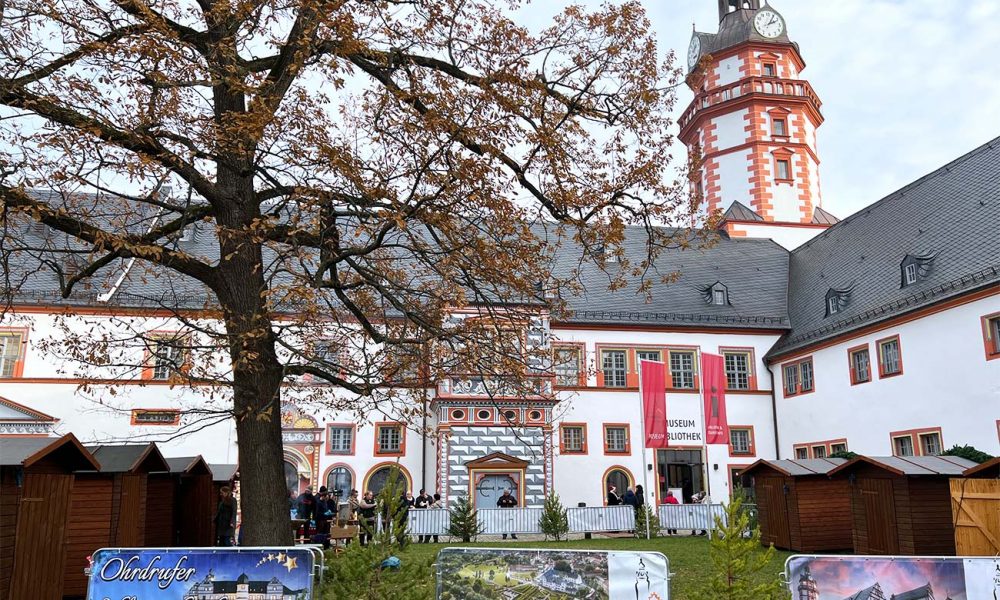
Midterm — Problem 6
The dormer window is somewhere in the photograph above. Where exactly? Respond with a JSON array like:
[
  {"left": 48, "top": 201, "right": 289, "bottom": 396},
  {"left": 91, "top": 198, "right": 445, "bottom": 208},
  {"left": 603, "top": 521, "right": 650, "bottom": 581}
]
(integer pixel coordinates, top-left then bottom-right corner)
[
  {"left": 825, "top": 285, "right": 854, "bottom": 318},
  {"left": 705, "top": 281, "right": 729, "bottom": 306},
  {"left": 179, "top": 224, "right": 195, "bottom": 242},
  {"left": 900, "top": 253, "right": 935, "bottom": 288},
  {"left": 827, "top": 296, "right": 839, "bottom": 315},
  {"left": 713, "top": 289, "right": 726, "bottom": 305}
]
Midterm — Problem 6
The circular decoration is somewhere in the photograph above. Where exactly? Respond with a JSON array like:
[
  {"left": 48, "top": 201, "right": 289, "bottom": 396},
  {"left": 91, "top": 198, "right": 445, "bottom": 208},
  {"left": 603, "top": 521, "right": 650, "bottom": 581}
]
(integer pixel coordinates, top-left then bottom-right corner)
[
  {"left": 477, "top": 409, "right": 491, "bottom": 421},
  {"left": 529, "top": 410, "right": 542, "bottom": 421},
  {"left": 687, "top": 36, "right": 701, "bottom": 69},
  {"left": 504, "top": 410, "right": 517, "bottom": 421},
  {"left": 753, "top": 9, "right": 785, "bottom": 39},
  {"left": 450, "top": 409, "right": 465, "bottom": 420},
  {"left": 304, "top": 445, "right": 315, "bottom": 455}
]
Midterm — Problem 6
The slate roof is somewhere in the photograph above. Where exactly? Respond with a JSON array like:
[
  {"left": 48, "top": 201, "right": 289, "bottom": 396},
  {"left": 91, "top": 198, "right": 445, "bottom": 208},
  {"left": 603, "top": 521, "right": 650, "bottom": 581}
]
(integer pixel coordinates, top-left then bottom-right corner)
[
  {"left": 692, "top": 6, "right": 798, "bottom": 70},
  {"left": 771, "top": 136, "right": 1000, "bottom": 358},
  {"left": 741, "top": 457, "right": 846, "bottom": 477},
  {"left": 722, "top": 201, "right": 764, "bottom": 222},
  {"left": 0, "top": 437, "right": 58, "bottom": 465}
]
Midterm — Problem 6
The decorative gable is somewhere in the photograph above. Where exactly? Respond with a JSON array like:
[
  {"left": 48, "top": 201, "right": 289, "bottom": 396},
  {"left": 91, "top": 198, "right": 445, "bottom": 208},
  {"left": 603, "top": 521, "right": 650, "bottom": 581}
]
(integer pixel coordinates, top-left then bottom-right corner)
[
  {"left": 465, "top": 451, "right": 530, "bottom": 469},
  {"left": 0, "top": 396, "right": 57, "bottom": 436}
]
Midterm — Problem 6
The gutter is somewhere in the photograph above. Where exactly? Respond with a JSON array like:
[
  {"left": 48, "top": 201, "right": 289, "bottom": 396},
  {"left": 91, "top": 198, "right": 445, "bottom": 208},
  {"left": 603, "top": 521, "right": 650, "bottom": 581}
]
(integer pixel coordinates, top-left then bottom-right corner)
[
  {"left": 421, "top": 395, "right": 428, "bottom": 493},
  {"left": 765, "top": 362, "right": 781, "bottom": 460}
]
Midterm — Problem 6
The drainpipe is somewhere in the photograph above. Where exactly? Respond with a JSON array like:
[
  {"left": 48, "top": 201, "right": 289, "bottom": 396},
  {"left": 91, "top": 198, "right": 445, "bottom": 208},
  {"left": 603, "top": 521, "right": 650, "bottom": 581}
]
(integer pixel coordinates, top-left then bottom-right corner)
[
  {"left": 421, "top": 395, "right": 428, "bottom": 492},
  {"left": 765, "top": 362, "right": 781, "bottom": 459}
]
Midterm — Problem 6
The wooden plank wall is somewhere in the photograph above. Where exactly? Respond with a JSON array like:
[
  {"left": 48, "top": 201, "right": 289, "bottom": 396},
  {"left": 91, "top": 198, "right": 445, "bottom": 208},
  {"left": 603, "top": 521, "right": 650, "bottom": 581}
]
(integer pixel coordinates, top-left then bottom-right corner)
[
  {"left": 145, "top": 475, "right": 175, "bottom": 547},
  {"left": 0, "top": 468, "right": 22, "bottom": 600},
  {"left": 115, "top": 474, "right": 146, "bottom": 547},
  {"left": 178, "top": 475, "right": 213, "bottom": 547},
  {"left": 951, "top": 478, "right": 1000, "bottom": 556},
  {"left": 754, "top": 475, "right": 791, "bottom": 549},
  {"left": 907, "top": 477, "right": 956, "bottom": 555},
  {"left": 851, "top": 475, "right": 899, "bottom": 554},
  {"left": 795, "top": 478, "right": 853, "bottom": 552},
  {"left": 8, "top": 473, "right": 73, "bottom": 600},
  {"left": 63, "top": 475, "right": 112, "bottom": 597}
]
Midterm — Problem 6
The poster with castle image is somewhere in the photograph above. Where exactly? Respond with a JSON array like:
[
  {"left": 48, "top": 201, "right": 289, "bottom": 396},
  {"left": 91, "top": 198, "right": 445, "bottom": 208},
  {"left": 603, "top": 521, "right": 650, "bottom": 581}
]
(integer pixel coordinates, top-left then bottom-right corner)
[
  {"left": 437, "top": 548, "right": 669, "bottom": 600},
  {"left": 787, "top": 556, "right": 1000, "bottom": 600},
  {"left": 87, "top": 548, "right": 313, "bottom": 599}
]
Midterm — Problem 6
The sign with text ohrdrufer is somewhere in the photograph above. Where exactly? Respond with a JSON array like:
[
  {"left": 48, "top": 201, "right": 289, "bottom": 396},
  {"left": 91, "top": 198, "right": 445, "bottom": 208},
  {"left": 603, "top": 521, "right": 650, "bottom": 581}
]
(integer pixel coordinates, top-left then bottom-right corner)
[{"left": 87, "top": 547, "right": 314, "bottom": 600}]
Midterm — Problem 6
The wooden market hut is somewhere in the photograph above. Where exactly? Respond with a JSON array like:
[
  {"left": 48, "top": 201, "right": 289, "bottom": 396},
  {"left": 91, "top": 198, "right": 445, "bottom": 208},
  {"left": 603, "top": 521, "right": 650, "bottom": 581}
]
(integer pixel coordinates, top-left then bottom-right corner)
[
  {"left": 163, "top": 456, "right": 214, "bottom": 547},
  {"left": 828, "top": 455, "right": 977, "bottom": 556},
  {"left": 741, "top": 458, "right": 851, "bottom": 552},
  {"left": 950, "top": 457, "right": 1000, "bottom": 556},
  {"left": 209, "top": 463, "right": 239, "bottom": 498},
  {"left": 62, "top": 443, "right": 168, "bottom": 598},
  {"left": 0, "top": 434, "right": 100, "bottom": 600}
]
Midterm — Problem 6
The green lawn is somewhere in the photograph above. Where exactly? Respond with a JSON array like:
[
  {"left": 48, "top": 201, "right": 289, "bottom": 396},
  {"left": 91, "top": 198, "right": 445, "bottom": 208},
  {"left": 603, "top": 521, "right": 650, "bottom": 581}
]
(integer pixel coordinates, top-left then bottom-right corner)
[{"left": 321, "top": 536, "right": 792, "bottom": 600}]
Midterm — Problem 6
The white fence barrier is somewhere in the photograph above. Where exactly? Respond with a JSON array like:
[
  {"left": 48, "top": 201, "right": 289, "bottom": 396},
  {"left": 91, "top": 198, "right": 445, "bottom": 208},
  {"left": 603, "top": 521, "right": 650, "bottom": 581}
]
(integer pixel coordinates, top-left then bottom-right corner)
[
  {"left": 407, "top": 509, "right": 450, "bottom": 535},
  {"left": 476, "top": 508, "right": 545, "bottom": 535},
  {"left": 566, "top": 505, "right": 635, "bottom": 532},
  {"left": 657, "top": 503, "right": 727, "bottom": 532}
]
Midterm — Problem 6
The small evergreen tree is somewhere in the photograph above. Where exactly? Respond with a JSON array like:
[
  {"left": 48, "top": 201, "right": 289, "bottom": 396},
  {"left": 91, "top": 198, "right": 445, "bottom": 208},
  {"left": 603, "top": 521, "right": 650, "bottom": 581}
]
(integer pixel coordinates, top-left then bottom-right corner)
[
  {"left": 633, "top": 505, "right": 661, "bottom": 539},
  {"left": 828, "top": 450, "right": 858, "bottom": 460},
  {"left": 538, "top": 493, "right": 570, "bottom": 541},
  {"left": 447, "top": 495, "right": 482, "bottom": 542},
  {"left": 691, "top": 495, "right": 784, "bottom": 600},
  {"left": 941, "top": 444, "right": 993, "bottom": 464}
]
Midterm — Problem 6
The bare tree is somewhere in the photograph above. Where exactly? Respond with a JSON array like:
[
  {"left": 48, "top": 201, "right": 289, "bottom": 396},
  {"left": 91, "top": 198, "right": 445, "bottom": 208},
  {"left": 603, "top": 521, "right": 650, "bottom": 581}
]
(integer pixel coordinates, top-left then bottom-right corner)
[{"left": 0, "top": 0, "right": 700, "bottom": 543}]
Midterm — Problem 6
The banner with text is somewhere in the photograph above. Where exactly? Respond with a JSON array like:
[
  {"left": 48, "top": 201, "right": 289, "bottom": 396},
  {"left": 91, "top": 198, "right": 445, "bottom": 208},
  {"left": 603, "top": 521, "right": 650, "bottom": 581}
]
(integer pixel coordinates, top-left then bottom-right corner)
[
  {"left": 87, "top": 547, "right": 314, "bottom": 600},
  {"left": 641, "top": 359, "right": 668, "bottom": 448},
  {"left": 700, "top": 353, "right": 729, "bottom": 445},
  {"left": 786, "top": 555, "right": 1000, "bottom": 600},
  {"left": 438, "top": 547, "right": 669, "bottom": 600}
]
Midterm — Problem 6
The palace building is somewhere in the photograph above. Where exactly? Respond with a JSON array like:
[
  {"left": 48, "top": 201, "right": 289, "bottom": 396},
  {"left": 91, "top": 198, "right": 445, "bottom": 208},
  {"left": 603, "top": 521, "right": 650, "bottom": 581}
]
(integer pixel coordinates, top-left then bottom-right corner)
[{"left": 1, "top": 2, "right": 998, "bottom": 509}]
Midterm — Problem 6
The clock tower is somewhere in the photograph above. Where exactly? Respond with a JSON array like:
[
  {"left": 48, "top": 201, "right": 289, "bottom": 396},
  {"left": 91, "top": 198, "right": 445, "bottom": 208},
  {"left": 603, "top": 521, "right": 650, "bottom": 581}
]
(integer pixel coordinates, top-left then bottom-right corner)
[{"left": 680, "top": 1, "right": 837, "bottom": 249}]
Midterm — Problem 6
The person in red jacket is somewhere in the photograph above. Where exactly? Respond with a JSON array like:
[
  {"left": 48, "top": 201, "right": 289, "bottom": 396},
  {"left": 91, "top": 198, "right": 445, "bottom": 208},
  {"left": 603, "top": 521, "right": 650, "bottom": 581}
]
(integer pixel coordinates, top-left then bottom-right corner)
[{"left": 661, "top": 490, "right": 679, "bottom": 535}]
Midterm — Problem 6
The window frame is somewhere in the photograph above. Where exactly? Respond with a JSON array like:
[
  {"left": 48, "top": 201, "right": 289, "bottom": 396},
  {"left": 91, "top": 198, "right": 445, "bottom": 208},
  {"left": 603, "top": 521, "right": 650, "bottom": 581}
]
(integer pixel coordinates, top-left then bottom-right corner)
[
  {"left": 720, "top": 347, "right": 756, "bottom": 391},
  {"left": 602, "top": 423, "right": 632, "bottom": 455},
  {"left": 559, "top": 423, "right": 588, "bottom": 455},
  {"left": 762, "top": 62, "right": 776, "bottom": 77},
  {"left": 373, "top": 422, "right": 406, "bottom": 457},
  {"left": 324, "top": 464, "right": 355, "bottom": 497},
  {"left": 782, "top": 357, "right": 814, "bottom": 397},
  {"left": 890, "top": 427, "right": 943, "bottom": 457},
  {"left": 553, "top": 344, "right": 586, "bottom": 388},
  {"left": 771, "top": 117, "right": 787, "bottom": 137},
  {"left": 847, "top": 344, "right": 871, "bottom": 385},
  {"left": 599, "top": 348, "right": 629, "bottom": 388},
  {"left": 667, "top": 348, "right": 699, "bottom": 391},
  {"left": 918, "top": 431, "right": 942, "bottom": 456},
  {"left": 130, "top": 408, "right": 181, "bottom": 426},
  {"left": 0, "top": 328, "right": 28, "bottom": 379},
  {"left": 794, "top": 447, "right": 808, "bottom": 460},
  {"left": 775, "top": 158, "right": 792, "bottom": 182},
  {"left": 903, "top": 263, "right": 918, "bottom": 286},
  {"left": 142, "top": 331, "right": 190, "bottom": 382},
  {"left": 827, "top": 296, "right": 839, "bottom": 315},
  {"left": 712, "top": 289, "right": 727, "bottom": 305},
  {"left": 811, "top": 445, "right": 827, "bottom": 459},
  {"left": 982, "top": 312, "right": 1000, "bottom": 361},
  {"left": 728, "top": 425, "right": 755, "bottom": 457},
  {"left": 326, "top": 423, "right": 357, "bottom": 455},
  {"left": 893, "top": 435, "right": 915, "bottom": 457},
  {"left": 876, "top": 334, "right": 903, "bottom": 378},
  {"left": 793, "top": 438, "right": 848, "bottom": 459}
]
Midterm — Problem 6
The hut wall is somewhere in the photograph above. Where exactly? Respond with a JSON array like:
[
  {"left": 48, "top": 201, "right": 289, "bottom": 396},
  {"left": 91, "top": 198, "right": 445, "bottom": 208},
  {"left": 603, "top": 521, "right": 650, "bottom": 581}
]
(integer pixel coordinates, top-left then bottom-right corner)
[
  {"left": 908, "top": 477, "right": 956, "bottom": 555},
  {"left": 795, "top": 478, "right": 853, "bottom": 552},
  {"left": 114, "top": 474, "right": 147, "bottom": 547},
  {"left": 951, "top": 477, "right": 1000, "bottom": 555},
  {"left": 0, "top": 468, "right": 22, "bottom": 600},
  {"left": 849, "top": 470, "right": 900, "bottom": 555},
  {"left": 63, "top": 475, "right": 112, "bottom": 597},
  {"left": 754, "top": 473, "right": 792, "bottom": 549},
  {"left": 177, "top": 474, "right": 213, "bottom": 547},
  {"left": 8, "top": 472, "right": 74, "bottom": 600},
  {"left": 145, "top": 474, "right": 175, "bottom": 546}
]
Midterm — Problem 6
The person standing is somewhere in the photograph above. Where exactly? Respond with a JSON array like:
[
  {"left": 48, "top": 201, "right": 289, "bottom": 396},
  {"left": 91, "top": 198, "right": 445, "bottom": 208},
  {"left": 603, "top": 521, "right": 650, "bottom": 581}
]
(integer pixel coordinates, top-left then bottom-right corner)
[
  {"left": 315, "top": 487, "right": 333, "bottom": 537},
  {"left": 623, "top": 487, "right": 638, "bottom": 508},
  {"left": 496, "top": 489, "right": 518, "bottom": 540},
  {"left": 607, "top": 485, "right": 621, "bottom": 506},
  {"left": 214, "top": 486, "right": 237, "bottom": 547},
  {"left": 662, "top": 491, "right": 679, "bottom": 535},
  {"left": 413, "top": 489, "right": 431, "bottom": 543},
  {"left": 634, "top": 485, "right": 646, "bottom": 509},
  {"left": 691, "top": 491, "right": 709, "bottom": 536},
  {"left": 396, "top": 491, "right": 415, "bottom": 546},
  {"left": 355, "top": 491, "right": 377, "bottom": 546},
  {"left": 429, "top": 492, "right": 443, "bottom": 543},
  {"left": 296, "top": 486, "right": 316, "bottom": 522}
]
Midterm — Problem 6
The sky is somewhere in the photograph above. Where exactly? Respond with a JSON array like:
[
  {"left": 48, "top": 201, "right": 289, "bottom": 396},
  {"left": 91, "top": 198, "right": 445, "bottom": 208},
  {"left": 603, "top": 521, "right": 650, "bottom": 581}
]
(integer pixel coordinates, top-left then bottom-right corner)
[{"left": 517, "top": 0, "right": 1000, "bottom": 220}]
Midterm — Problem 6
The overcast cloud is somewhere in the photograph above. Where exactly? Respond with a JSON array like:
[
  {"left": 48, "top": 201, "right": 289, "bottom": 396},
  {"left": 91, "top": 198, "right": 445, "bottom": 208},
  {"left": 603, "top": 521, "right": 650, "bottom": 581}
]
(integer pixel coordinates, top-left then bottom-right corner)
[{"left": 518, "top": 0, "right": 1000, "bottom": 220}]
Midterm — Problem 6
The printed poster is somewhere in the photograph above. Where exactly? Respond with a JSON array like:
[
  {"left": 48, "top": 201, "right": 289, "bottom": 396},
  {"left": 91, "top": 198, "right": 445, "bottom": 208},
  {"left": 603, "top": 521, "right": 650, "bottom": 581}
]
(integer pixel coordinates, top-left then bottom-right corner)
[
  {"left": 641, "top": 359, "right": 669, "bottom": 449},
  {"left": 437, "top": 547, "right": 669, "bottom": 600},
  {"left": 787, "top": 555, "right": 1000, "bottom": 600},
  {"left": 87, "top": 547, "right": 314, "bottom": 600}
]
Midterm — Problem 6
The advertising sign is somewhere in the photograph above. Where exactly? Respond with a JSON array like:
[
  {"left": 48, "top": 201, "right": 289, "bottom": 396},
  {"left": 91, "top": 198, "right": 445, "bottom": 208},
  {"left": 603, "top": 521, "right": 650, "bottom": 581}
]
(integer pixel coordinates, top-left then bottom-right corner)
[
  {"left": 786, "top": 555, "right": 1000, "bottom": 600},
  {"left": 87, "top": 547, "right": 314, "bottom": 600},
  {"left": 437, "top": 547, "right": 669, "bottom": 600},
  {"left": 700, "top": 353, "right": 729, "bottom": 444},
  {"left": 641, "top": 359, "right": 669, "bottom": 448}
]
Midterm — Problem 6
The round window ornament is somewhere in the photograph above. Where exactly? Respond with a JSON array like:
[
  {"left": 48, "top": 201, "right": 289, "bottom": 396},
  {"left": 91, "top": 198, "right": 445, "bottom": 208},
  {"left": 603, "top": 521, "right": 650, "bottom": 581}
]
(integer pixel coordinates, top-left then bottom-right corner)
[
  {"left": 451, "top": 409, "right": 465, "bottom": 420},
  {"left": 477, "top": 409, "right": 491, "bottom": 420},
  {"left": 529, "top": 410, "right": 542, "bottom": 421},
  {"left": 304, "top": 445, "right": 315, "bottom": 455},
  {"left": 504, "top": 410, "right": 517, "bottom": 421}
]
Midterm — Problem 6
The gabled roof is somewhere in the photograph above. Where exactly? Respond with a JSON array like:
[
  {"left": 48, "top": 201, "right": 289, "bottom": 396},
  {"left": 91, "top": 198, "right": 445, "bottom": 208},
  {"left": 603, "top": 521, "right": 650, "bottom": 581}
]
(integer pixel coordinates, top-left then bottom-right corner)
[
  {"left": 961, "top": 456, "right": 1000, "bottom": 478},
  {"left": 209, "top": 463, "right": 239, "bottom": 482},
  {"left": 811, "top": 206, "right": 840, "bottom": 225},
  {"left": 828, "top": 455, "right": 977, "bottom": 477},
  {"left": 722, "top": 201, "right": 764, "bottom": 222},
  {"left": 843, "top": 583, "right": 883, "bottom": 600},
  {"left": 465, "top": 451, "right": 529, "bottom": 469},
  {"left": 741, "top": 458, "right": 846, "bottom": 477},
  {"left": 771, "top": 136, "right": 1000, "bottom": 358},
  {"left": 165, "top": 455, "right": 212, "bottom": 475},
  {"left": 84, "top": 443, "right": 169, "bottom": 473},
  {"left": 892, "top": 584, "right": 933, "bottom": 600},
  {"left": 0, "top": 396, "right": 57, "bottom": 422},
  {"left": 0, "top": 433, "right": 100, "bottom": 471}
]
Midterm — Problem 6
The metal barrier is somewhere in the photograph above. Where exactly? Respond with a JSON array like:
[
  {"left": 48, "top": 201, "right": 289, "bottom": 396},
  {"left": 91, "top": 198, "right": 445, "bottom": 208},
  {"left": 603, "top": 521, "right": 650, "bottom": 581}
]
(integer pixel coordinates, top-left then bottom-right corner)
[
  {"left": 476, "top": 508, "right": 545, "bottom": 535},
  {"left": 657, "top": 503, "right": 727, "bottom": 533},
  {"left": 565, "top": 505, "right": 635, "bottom": 532},
  {"left": 408, "top": 508, "right": 451, "bottom": 535}
]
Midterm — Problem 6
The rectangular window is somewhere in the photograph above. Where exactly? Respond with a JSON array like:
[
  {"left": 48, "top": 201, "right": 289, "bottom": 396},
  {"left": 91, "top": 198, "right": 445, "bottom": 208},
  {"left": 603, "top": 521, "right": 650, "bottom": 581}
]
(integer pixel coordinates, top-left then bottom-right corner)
[
  {"left": 729, "top": 428, "right": 753, "bottom": 456},
  {"left": 827, "top": 297, "right": 839, "bottom": 315},
  {"left": 151, "top": 338, "right": 185, "bottom": 381},
  {"left": 795, "top": 447, "right": 808, "bottom": 460},
  {"left": 830, "top": 442, "right": 848, "bottom": 455},
  {"left": 893, "top": 435, "right": 914, "bottom": 457},
  {"left": 878, "top": 336, "right": 902, "bottom": 377},
  {"left": 783, "top": 364, "right": 798, "bottom": 396},
  {"left": 812, "top": 445, "right": 827, "bottom": 459},
  {"left": 762, "top": 63, "right": 775, "bottom": 77},
  {"left": 783, "top": 358, "right": 814, "bottom": 396},
  {"left": 799, "top": 360, "right": 814, "bottom": 392},
  {"left": 604, "top": 425, "right": 629, "bottom": 454},
  {"left": 723, "top": 351, "right": 752, "bottom": 390},
  {"left": 904, "top": 263, "right": 918, "bottom": 285},
  {"left": 636, "top": 350, "right": 662, "bottom": 364},
  {"left": 376, "top": 424, "right": 403, "bottom": 455},
  {"left": 669, "top": 351, "right": 696, "bottom": 389},
  {"left": 772, "top": 118, "right": 787, "bottom": 136},
  {"left": 554, "top": 347, "right": 582, "bottom": 387},
  {"left": 713, "top": 289, "right": 726, "bottom": 305},
  {"left": 0, "top": 331, "right": 25, "bottom": 378},
  {"left": 982, "top": 313, "right": 1000, "bottom": 359},
  {"left": 601, "top": 350, "right": 627, "bottom": 388},
  {"left": 130, "top": 409, "right": 180, "bottom": 426},
  {"left": 776, "top": 159, "right": 791, "bottom": 181},
  {"left": 919, "top": 432, "right": 941, "bottom": 456},
  {"left": 561, "top": 425, "right": 586, "bottom": 454},
  {"left": 849, "top": 346, "right": 871, "bottom": 384},
  {"left": 327, "top": 425, "right": 354, "bottom": 455}
]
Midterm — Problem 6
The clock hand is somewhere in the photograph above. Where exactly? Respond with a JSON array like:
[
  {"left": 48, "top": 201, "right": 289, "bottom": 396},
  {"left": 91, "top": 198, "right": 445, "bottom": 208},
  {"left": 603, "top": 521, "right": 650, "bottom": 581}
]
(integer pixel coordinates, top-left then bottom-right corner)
[{"left": 769, "top": 16, "right": 778, "bottom": 26}]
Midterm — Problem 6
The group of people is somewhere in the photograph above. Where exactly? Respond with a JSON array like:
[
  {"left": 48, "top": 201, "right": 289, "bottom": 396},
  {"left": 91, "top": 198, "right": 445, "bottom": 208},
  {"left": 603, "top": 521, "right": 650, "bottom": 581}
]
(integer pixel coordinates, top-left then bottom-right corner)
[
  {"left": 606, "top": 485, "right": 710, "bottom": 536},
  {"left": 346, "top": 487, "right": 444, "bottom": 545}
]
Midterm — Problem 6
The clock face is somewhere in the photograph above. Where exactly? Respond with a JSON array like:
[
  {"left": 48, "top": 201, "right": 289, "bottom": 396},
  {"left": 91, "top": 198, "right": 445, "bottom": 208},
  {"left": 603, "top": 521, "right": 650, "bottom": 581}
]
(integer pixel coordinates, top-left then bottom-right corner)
[
  {"left": 687, "top": 36, "right": 701, "bottom": 69},
  {"left": 753, "top": 9, "right": 784, "bottom": 39}
]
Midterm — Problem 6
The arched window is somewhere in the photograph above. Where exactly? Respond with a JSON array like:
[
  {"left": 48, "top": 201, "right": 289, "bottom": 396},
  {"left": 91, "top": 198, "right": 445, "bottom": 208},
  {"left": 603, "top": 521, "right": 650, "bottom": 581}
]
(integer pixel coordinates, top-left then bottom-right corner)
[
  {"left": 283, "top": 461, "right": 299, "bottom": 494},
  {"left": 326, "top": 466, "right": 353, "bottom": 496},
  {"left": 365, "top": 464, "right": 410, "bottom": 496},
  {"left": 604, "top": 467, "right": 633, "bottom": 501}
]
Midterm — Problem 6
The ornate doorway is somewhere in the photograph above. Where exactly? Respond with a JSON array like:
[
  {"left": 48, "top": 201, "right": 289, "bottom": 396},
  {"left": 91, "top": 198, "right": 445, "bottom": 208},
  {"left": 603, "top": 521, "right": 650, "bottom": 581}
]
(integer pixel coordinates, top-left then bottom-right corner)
[{"left": 476, "top": 473, "right": 517, "bottom": 507}]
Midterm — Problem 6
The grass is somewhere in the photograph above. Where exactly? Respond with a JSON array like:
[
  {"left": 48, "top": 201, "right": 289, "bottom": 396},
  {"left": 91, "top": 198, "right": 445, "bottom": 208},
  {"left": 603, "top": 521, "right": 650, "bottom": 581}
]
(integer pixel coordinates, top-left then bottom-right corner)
[{"left": 320, "top": 535, "right": 792, "bottom": 600}]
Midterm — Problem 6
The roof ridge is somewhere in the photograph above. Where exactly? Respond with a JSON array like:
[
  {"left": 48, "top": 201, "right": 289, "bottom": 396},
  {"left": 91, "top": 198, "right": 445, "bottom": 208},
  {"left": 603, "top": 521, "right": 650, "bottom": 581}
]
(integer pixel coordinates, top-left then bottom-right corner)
[{"left": 793, "top": 134, "right": 1000, "bottom": 253}]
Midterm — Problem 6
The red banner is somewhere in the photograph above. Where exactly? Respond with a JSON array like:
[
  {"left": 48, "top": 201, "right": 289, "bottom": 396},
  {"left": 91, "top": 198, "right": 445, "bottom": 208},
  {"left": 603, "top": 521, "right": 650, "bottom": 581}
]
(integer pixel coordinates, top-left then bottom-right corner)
[
  {"left": 701, "top": 353, "right": 729, "bottom": 444},
  {"left": 640, "top": 360, "right": 668, "bottom": 448}
]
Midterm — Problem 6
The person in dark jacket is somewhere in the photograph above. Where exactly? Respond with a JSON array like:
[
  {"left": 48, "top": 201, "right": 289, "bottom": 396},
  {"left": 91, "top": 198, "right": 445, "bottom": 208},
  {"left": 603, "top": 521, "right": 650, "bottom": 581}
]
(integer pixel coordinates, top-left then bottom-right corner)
[
  {"left": 214, "top": 486, "right": 238, "bottom": 546},
  {"left": 607, "top": 485, "right": 621, "bottom": 506},
  {"left": 314, "top": 487, "right": 333, "bottom": 536},
  {"left": 296, "top": 486, "right": 316, "bottom": 521},
  {"left": 623, "top": 487, "right": 638, "bottom": 508},
  {"left": 634, "top": 485, "right": 646, "bottom": 509},
  {"left": 355, "top": 491, "right": 377, "bottom": 546},
  {"left": 396, "top": 491, "right": 415, "bottom": 545},
  {"left": 497, "top": 489, "right": 518, "bottom": 540},
  {"left": 413, "top": 489, "right": 431, "bottom": 543}
]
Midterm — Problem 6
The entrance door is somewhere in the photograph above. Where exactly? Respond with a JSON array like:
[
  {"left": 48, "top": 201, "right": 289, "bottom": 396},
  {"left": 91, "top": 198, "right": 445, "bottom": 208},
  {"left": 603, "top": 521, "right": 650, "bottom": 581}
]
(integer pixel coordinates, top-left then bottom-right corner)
[
  {"left": 860, "top": 478, "right": 898, "bottom": 554},
  {"left": 476, "top": 474, "right": 516, "bottom": 507},
  {"left": 758, "top": 478, "right": 791, "bottom": 549},
  {"left": 657, "top": 449, "right": 705, "bottom": 503}
]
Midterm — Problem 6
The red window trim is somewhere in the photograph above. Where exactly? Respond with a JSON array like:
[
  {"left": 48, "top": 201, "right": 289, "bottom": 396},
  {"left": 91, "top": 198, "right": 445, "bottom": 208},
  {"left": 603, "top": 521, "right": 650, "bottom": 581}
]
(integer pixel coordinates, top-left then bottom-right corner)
[
  {"left": 728, "top": 463, "right": 753, "bottom": 498},
  {"left": 847, "top": 343, "right": 871, "bottom": 385},
  {"left": 559, "top": 422, "right": 588, "bottom": 455},
  {"left": 665, "top": 346, "right": 701, "bottom": 392},
  {"left": 727, "top": 425, "right": 756, "bottom": 457},
  {"left": 792, "top": 437, "right": 848, "bottom": 459},
  {"left": 594, "top": 344, "right": 701, "bottom": 390},
  {"left": 326, "top": 422, "right": 357, "bottom": 455},
  {"left": 876, "top": 334, "right": 904, "bottom": 378},
  {"left": 782, "top": 357, "right": 814, "bottom": 397},
  {"left": 472, "top": 407, "right": 495, "bottom": 424},
  {"left": 601, "top": 465, "right": 635, "bottom": 506},
  {"left": 982, "top": 312, "right": 1000, "bottom": 360},
  {"left": 772, "top": 148, "right": 795, "bottom": 184},
  {"left": 552, "top": 342, "right": 588, "bottom": 388},
  {"left": 130, "top": 408, "right": 181, "bottom": 426},
  {"left": 0, "top": 327, "right": 29, "bottom": 378},
  {"left": 889, "top": 427, "right": 943, "bottom": 457},
  {"left": 141, "top": 330, "right": 191, "bottom": 381},
  {"left": 602, "top": 423, "right": 632, "bottom": 455},
  {"left": 373, "top": 421, "right": 407, "bottom": 457},
  {"left": 761, "top": 61, "right": 777, "bottom": 77},
  {"left": 718, "top": 346, "right": 757, "bottom": 391},
  {"left": 321, "top": 463, "right": 356, "bottom": 491}
]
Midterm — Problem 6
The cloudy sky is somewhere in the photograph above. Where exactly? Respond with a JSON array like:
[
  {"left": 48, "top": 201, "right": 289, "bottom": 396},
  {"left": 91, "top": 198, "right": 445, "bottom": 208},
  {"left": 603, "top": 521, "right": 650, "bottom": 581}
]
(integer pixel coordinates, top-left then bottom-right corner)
[{"left": 519, "top": 0, "right": 1000, "bottom": 220}]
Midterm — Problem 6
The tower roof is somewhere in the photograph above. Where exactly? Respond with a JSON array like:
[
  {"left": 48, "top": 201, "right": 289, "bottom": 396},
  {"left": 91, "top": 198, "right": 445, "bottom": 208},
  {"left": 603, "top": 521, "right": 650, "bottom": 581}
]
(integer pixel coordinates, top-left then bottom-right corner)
[
  {"left": 723, "top": 201, "right": 765, "bottom": 222},
  {"left": 694, "top": 5, "right": 797, "bottom": 61}
]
